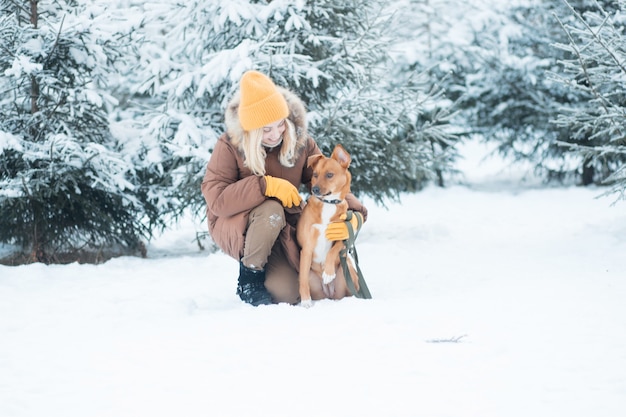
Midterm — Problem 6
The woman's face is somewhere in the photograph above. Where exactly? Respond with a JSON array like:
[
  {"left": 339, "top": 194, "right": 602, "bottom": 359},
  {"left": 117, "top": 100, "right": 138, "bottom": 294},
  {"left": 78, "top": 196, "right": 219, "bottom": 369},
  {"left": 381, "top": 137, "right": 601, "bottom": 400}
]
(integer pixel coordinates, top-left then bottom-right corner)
[{"left": 261, "top": 119, "right": 286, "bottom": 148}]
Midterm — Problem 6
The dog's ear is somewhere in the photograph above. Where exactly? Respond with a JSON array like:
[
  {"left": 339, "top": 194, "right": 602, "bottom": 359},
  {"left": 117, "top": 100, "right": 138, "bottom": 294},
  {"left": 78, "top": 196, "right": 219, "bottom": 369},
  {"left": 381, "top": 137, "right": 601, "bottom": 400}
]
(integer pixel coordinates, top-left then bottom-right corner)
[
  {"left": 307, "top": 154, "right": 325, "bottom": 168},
  {"left": 331, "top": 144, "right": 351, "bottom": 168}
]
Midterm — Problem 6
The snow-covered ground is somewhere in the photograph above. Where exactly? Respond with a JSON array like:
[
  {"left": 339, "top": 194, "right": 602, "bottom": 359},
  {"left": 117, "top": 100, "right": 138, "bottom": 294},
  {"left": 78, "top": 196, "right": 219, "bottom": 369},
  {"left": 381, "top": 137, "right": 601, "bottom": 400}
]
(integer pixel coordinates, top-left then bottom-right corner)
[{"left": 1, "top": 143, "right": 625, "bottom": 417}]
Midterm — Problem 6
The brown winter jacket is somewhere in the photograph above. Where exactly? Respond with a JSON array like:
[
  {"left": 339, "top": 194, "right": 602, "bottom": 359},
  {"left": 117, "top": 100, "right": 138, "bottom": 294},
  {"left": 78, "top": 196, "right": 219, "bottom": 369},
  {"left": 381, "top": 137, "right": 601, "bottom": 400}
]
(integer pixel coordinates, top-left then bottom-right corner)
[{"left": 201, "top": 86, "right": 368, "bottom": 272}]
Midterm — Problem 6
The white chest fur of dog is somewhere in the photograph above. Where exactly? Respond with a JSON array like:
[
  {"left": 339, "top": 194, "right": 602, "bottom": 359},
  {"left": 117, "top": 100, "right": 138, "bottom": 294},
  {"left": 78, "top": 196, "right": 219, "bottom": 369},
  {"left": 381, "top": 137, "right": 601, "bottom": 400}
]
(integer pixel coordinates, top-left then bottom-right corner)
[{"left": 311, "top": 201, "right": 338, "bottom": 264}]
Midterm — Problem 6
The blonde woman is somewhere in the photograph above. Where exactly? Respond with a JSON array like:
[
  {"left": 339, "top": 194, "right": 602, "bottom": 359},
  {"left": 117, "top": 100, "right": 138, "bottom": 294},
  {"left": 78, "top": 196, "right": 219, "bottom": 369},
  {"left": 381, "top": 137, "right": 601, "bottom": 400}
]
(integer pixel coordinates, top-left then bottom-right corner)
[{"left": 201, "top": 71, "right": 368, "bottom": 306}]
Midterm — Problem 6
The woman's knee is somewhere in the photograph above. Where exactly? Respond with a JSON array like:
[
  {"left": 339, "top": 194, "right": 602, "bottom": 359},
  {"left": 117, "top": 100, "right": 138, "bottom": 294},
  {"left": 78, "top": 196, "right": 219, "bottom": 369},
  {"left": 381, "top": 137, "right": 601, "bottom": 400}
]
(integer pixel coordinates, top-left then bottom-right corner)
[{"left": 249, "top": 200, "right": 286, "bottom": 231}]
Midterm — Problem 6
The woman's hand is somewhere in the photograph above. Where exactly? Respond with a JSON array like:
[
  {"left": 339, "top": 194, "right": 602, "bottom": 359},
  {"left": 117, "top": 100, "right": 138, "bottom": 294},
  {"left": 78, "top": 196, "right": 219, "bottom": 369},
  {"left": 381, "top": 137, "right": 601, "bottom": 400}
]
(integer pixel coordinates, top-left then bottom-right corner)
[
  {"left": 264, "top": 176, "right": 302, "bottom": 208},
  {"left": 325, "top": 211, "right": 363, "bottom": 241}
]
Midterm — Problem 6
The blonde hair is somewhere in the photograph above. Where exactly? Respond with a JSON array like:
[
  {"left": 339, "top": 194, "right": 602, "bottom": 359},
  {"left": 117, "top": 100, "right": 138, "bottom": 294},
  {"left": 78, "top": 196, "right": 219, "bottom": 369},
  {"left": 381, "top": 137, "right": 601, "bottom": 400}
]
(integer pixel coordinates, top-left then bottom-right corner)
[{"left": 241, "top": 118, "right": 298, "bottom": 176}]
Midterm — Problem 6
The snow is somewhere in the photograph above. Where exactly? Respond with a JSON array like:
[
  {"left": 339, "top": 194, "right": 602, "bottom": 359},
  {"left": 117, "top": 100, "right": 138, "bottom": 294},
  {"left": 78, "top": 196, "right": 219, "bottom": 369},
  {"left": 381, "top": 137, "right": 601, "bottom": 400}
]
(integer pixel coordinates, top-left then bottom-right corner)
[
  {"left": 0, "top": 131, "right": 22, "bottom": 153},
  {"left": 4, "top": 54, "right": 43, "bottom": 77},
  {"left": 2, "top": 144, "right": 626, "bottom": 417}
]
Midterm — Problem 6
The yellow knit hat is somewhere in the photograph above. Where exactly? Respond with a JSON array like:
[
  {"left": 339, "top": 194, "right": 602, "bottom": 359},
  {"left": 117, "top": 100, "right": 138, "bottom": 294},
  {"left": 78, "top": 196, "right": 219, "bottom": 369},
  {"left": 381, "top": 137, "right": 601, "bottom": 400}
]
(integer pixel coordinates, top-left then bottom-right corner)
[{"left": 238, "top": 70, "right": 289, "bottom": 131}]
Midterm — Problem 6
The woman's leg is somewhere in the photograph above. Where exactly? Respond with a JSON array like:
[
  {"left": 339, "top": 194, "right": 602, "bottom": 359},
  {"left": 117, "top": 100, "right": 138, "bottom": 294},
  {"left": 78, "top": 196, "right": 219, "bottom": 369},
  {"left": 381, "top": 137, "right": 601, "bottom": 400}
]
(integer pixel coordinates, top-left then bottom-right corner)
[
  {"left": 237, "top": 200, "right": 285, "bottom": 306},
  {"left": 241, "top": 200, "right": 285, "bottom": 270}
]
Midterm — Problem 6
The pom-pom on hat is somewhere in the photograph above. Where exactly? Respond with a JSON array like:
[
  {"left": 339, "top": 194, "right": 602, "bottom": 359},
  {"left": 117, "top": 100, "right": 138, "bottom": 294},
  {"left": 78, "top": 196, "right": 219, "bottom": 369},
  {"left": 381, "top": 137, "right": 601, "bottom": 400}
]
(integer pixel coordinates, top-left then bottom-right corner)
[{"left": 238, "top": 70, "right": 289, "bottom": 131}]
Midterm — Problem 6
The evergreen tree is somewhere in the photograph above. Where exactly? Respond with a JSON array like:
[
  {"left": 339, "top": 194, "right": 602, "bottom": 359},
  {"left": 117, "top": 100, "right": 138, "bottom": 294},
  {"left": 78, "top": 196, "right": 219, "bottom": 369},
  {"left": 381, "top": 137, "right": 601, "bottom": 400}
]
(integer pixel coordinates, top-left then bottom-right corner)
[
  {"left": 551, "top": 0, "right": 626, "bottom": 198},
  {"left": 385, "top": 0, "right": 476, "bottom": 186},
  {"left": 460, "top": 1, "right": 571, "bottom": 181},
  {"left": 0, "top": 1, "right": 148, "bottom": 263},
  {"left": 460, "top": 0, "right": 619, "bottom": 184},
  {"left": 119, "top": 0, "right": 459, "bottom": 211}
]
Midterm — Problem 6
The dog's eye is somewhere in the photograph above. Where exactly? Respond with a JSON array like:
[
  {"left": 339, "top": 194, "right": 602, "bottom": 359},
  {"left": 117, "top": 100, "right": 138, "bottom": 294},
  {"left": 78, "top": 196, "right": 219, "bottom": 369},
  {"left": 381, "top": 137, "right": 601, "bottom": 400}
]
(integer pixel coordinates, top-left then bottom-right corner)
[
  {"left": 326, "top": 172, "right": 334, "bottom": 179},
  {"left": 312, "top": 173, "right": 318, "bottom": 178}
]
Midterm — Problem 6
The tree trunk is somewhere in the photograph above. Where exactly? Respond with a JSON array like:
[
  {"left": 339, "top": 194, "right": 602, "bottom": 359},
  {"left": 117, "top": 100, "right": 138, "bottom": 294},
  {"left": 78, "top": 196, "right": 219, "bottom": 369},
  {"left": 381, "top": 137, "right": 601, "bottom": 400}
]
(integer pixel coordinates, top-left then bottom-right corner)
[
  {"left": 581, "top": 157, "right": 595, "bottom": 186},
  {"left": 30, "top": 0, "right": 39, "bottom": 114},
  {"left": 30, "top": 1, "right": 38, "bottom": 27}
]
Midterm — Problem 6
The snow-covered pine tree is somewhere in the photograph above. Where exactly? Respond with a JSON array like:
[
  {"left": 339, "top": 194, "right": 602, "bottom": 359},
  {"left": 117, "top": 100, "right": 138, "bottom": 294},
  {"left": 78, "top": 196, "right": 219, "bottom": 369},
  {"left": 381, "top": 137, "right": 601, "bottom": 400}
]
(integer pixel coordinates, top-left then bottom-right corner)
[
  {"left": 551, "top": 0, "right": 626, "bottom": 198},
  {"left": 460, "top": 1, "right": 574, "bottom": 181},
  {"left": 119, "top": 0, "right": 458, "bottom": 211},
  {"left": 385, "top": 0, "right": 473, "bottom": 187},
  {"left": 276, "top": 0, "right": 459, "bottom": 199},
  {"left": 0, "top": 1, "right": 147, "bottom": 263},
  {"left": 460, "top": 0, "right": 618, "bottom": 184}
]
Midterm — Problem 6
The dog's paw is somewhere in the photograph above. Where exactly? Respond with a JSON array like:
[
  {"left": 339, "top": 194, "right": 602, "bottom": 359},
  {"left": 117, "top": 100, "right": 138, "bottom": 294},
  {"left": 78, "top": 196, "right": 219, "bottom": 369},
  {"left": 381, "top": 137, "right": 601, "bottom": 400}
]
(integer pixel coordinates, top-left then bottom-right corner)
[
  {"left": 322, "top": 271, "right": 336, "bottom": 285},
  {"left": 300, "top": 298, "right": 313, "bottom": 308}
]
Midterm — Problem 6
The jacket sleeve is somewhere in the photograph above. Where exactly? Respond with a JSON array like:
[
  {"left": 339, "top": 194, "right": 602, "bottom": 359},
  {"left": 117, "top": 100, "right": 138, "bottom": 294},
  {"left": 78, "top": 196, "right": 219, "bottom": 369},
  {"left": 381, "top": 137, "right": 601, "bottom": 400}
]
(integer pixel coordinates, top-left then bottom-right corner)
[
  {"left": 201, "top": 138, "right": 266, "bottom": 217},
  {"left": 346, "top": 194, "right": 368, "bottom": 222}
]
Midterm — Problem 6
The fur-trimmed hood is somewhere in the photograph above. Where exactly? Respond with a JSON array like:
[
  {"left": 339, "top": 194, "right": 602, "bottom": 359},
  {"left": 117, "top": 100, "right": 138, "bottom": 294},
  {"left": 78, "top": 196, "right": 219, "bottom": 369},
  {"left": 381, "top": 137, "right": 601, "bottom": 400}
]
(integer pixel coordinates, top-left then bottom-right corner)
[{"left": 224, "top": 86, "right": 309, "bottom": 151}]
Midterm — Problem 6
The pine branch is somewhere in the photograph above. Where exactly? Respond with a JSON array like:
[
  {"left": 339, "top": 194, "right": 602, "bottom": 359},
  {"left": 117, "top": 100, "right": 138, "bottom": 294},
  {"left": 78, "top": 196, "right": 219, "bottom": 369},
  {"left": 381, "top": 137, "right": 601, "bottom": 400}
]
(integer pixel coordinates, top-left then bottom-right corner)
[
  {"left": 553, "top": 9, "right": 609, "bottom": 115},
  {"left": 554, "top": 0, "right": 625, "bottom": 139},
  {"left": 562, "top": 0, "right": 626, "bottom": 74}
]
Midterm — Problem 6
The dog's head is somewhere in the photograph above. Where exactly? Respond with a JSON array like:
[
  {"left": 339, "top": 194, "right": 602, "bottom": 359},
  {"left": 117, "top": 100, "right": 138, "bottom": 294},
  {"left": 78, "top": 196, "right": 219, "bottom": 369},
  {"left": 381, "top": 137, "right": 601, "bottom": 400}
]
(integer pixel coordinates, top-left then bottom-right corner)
[{"left": 307, "top": 144, "right": 352, "bottom": 202}]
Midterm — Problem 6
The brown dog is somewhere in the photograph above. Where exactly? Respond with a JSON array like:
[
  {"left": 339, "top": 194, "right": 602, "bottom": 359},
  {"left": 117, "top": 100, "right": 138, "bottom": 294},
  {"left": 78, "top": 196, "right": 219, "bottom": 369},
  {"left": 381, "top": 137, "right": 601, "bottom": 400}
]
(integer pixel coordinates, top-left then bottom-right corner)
[{"left": 296, "top": 144, "right": 359, "bottom": 307}]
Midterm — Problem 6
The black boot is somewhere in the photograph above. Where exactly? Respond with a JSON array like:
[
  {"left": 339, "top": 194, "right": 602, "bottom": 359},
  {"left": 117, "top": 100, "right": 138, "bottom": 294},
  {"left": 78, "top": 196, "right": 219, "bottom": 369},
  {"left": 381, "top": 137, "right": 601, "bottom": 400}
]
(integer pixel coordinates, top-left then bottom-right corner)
[{"left": 236, "top": 263, "right": 273, "bottom": 306}]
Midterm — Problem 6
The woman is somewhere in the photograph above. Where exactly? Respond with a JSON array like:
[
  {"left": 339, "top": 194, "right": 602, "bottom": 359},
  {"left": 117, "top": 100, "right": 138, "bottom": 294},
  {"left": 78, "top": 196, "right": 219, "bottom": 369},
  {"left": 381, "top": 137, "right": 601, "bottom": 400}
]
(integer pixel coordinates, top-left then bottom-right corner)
[{"left": 201, "top": 70, "right": 368, "bottom": 306}]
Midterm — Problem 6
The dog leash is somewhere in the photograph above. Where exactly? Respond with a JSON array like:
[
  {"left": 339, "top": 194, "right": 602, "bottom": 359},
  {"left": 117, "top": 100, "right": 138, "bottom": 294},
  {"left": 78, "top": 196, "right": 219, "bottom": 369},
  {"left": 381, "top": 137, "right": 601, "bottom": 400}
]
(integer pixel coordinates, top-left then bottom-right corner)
[{"left": 340, "top": 211, "right": 372, "bottom": 299}]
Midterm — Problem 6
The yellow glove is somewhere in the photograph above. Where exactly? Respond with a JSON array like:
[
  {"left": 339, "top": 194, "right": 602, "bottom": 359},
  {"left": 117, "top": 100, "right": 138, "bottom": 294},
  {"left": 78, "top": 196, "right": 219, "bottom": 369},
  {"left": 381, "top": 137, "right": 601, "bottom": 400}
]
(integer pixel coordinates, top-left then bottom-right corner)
[
  {"left": 325, "top": 211, "right": 363, "bottom": 241},
  {"left": 264, "top": 175, "right": 302, "bottom": 208}
]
